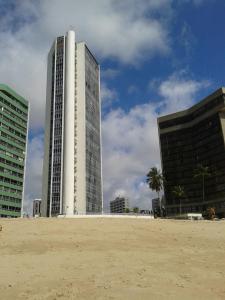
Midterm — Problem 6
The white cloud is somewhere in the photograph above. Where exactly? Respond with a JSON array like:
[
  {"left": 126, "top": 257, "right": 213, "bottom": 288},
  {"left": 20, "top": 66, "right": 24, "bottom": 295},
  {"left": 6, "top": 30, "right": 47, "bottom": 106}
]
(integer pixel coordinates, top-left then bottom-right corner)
[
  {"left": 101, "top": 83, "right": 118, "bottom": 109},
  {"left": 158, "top": 71, "right": 211, "bottom": 114},
  {"left": 0, "top": 33, "right": 46, "bottom": 129},
  {"left": 179, "top": 22, "right": 197, "bottom": 57},
  {"left": 101, "top": 68, "right": 120, "bottom": 79},
  {"left": 177, "top": 0, "right": 208, "bottom": 6},
  {"left": 189, "top": 0, "right": 205, "bottom": 5},
  {"left": 128, "top": 85, "right": 139, "bottom": 95}
]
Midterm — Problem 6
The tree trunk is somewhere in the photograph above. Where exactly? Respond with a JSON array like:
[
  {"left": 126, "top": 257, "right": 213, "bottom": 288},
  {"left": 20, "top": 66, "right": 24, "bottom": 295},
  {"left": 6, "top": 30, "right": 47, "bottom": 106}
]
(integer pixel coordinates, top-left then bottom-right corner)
[
  {"left": 180, "top": 198, "right": 181, "bottom": 216},
  {"left": 158, "top": 191, "right": 161, "bottom": 216},
  {"left": 202, "top": 175, "right": 205, "bottom": 203}
]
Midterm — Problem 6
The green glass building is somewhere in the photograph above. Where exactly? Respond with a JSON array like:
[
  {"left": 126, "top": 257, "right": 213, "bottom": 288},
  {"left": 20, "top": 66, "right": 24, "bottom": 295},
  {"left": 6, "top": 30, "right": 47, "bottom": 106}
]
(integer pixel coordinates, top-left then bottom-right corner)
[{"left": 0, "top": 84, "right": 29, "bottom": 218}]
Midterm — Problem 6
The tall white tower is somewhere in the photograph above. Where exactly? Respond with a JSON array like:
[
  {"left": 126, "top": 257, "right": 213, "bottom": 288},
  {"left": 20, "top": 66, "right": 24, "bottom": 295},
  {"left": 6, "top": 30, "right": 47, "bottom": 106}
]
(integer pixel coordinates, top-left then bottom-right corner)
[{"left": 41, "top": 31, "right": 102, "bottom": 216}]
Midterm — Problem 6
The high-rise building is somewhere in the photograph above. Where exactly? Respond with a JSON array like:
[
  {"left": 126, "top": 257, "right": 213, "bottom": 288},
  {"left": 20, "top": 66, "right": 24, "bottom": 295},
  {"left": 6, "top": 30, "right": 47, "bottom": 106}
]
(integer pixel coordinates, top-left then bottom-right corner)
[
  {"left": 33, "top": 199, "right": 41, "bottom": 217},
  {"left": 158, "top": 88, "right": 225, "bottom": 217},
  {"left": 42, "top": 30, "right": 102, "bottom": 217},
  {"left": 0, "top": 84, "right": 29, "bottom": 218},
  {"left": 110, "top": 197, "right": 129, "bottom": 213}
]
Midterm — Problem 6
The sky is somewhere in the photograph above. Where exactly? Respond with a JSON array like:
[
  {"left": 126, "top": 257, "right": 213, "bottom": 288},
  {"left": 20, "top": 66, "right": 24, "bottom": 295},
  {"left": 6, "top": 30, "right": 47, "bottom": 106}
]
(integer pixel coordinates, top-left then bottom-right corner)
[{"left": 0, "top": 0, "right": 225, "bottom": 213}]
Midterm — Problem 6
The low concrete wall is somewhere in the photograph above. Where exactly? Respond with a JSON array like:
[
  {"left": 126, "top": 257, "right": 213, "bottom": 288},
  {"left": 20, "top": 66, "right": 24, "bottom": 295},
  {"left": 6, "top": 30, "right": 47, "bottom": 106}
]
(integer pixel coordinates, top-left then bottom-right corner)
[{"left": 58, "top": 214, "right": 154, "bottom": 219}]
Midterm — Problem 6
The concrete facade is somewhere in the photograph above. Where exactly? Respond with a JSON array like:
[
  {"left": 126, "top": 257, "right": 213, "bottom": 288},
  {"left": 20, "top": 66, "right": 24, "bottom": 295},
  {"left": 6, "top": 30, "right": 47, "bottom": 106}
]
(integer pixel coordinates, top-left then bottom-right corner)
[
  {"left": 42, "top": 31, "right": 102, "bottom": 217},
  {"left": 158, "top": 88, "right": 225, "bottom": 217},
  {"left": 110, "top": 197, "right": 129, "bottom": 213}
]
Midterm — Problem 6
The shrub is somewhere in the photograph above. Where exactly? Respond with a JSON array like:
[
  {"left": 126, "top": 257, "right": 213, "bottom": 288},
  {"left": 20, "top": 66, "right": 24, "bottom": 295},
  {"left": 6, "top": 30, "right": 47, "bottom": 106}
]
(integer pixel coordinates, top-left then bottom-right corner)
[{"left": 206, "top": 207, "right": 216, "bottom": 220}]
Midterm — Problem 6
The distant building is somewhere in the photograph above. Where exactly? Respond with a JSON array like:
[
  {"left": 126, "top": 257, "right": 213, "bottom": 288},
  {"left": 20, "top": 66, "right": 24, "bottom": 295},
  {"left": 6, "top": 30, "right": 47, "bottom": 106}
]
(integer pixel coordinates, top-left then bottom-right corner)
[
  {"left": 110, "top": 197, "right": 129, "bottom": 213},
  {"left": 33, "top": 199, "right": 41, "bottom": 217},
  {"left": 158, "top": 88, "right": 225, "bottom": 217},
  {"left": 0, "top": 84, "right": 29, "bottom": 218},
  {"left": 152, "top": 198, "right": 160, "bottom": 211}
]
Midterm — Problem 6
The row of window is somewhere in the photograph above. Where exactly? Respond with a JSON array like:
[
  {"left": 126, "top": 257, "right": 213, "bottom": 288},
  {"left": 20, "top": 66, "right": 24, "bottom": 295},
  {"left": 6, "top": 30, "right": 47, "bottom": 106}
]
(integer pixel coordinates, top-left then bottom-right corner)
[
  {"left": 52, "top": 185, "right": 60, "bottom": 193},
  {"left": 56, "top": 73, "right": 63, "bottom": 80},
  {"left": 0, "top": 185, "right": 22, "bottom": 195},
  {"left": 0, "top": 113, "right": 26, "bottom": 133},
  {"left": 0, "top": 176, "right": 22, "bottom": 186},
  {"left": 55, "top": 88, "right": 63, "bottom": 96},
  {"left": 0, "top": 149, "right": 24, "bottom": 163},
  {"left": 53, "top": 157, "right": 61, "bottom": 164},
  {"left": 1, "top": 106, "right": 27, "bottom": 126},
  {"left": 86, "top": 186, "right": 99, "bottom": 196},
  {"left": 54, "top": 128, "right": 62, "bottom": 136},
  {"left": 85, "top": 48, "right": 99, "bottom": 69},
  {"left": 55, "top": 80, "right": 63, "bottom": 87},
  {"left": 51, "top": 205, "right": 60, "bottom": 213},
  {"left": 0, "top": 205, "right": 20, "bottom": 212},
  {"left": 0, "top": 195, "right": 21, "bottom": 203},
  {"left": 0, "top": 139, "right": 24, "bottom": 155},
  {"left": 54, "top": 139, "right": 62, "bottom": 146},
  {"left": 0, "top": 157, "right": 24, "bottom": 170},
  {"left": 1, "top": 89, "right": 28, "bottom": 109},
  {"left": 167, "top": 201, "right": 225, "bottom": 214},
  {"left": 0, "top": 96, "right": 27, "bottom": 118},
  {"left": 54, "top": 120, "right": 62, "bottom": 128},
  {"left": 0, "top": 165, "right": 23, "bottom": 178},
  {"left": 53, "top": 147, "right": 62, "bottom": 154},
  {"left": 0, "top": 121, "right": 26, "bottom": 140},
  {"left": 0, "top": 131, "right": 25, "bottom": 147},
  {"left": 86, "top": 202, "right": 101, "bottom": 212},
  {"left": 52, "top": 176, "right": 61, "bottom": 182},
  {"left": 55, "top": 104, "right": 63, "bottom": 111},
  {"left": 53, "top": 165, "right": 61, "bottom": 173},
  {"left": 54, "top": 113, "right": 62, "bottom": 119}
]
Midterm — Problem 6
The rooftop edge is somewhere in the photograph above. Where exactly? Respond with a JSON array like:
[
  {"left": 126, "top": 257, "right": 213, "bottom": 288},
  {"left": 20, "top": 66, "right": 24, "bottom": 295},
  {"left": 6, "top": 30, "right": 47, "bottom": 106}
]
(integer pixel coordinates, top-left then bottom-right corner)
[
  {"left": 158, "top": 87, "right": 225, "bottom": 123},
  {"left": 0, "top": 84, "right": 28, "bottom": 106}
]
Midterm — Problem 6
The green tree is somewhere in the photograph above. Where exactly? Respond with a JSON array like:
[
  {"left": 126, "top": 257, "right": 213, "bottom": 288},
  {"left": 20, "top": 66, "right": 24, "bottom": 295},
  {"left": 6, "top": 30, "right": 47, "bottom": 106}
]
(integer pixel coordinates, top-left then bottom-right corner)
[
  {"left": 172, "top": 185, "right": 185, "bottom": 215},
  {"left": 133, "top": 207, "right": 139, "bottom": 213},
  {"left": 146, "top": 167, "right": 164, "bottom": 213},
  {"left": 194, "top": 164, "right": 211, "bottom": 203},
  {"left": 125, "top": 208, "right": 130, "bottom": 213}
]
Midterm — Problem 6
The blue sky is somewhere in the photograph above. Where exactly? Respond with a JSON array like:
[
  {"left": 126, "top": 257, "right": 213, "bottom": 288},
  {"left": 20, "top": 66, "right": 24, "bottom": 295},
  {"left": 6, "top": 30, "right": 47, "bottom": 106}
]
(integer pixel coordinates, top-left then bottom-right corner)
[
  {"left": 0, "top": 0, "right": 224, "bottom": 212},
  {"left": 102, "top": 0, "right": 225, "bottom": 115}
]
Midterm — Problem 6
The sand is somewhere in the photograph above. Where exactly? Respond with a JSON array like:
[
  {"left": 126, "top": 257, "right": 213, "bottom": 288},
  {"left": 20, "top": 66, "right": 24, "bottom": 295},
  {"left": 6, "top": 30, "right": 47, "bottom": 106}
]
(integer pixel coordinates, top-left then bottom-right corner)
[{"left": 0, "top": 217, "right": 225, "bottom": 300}]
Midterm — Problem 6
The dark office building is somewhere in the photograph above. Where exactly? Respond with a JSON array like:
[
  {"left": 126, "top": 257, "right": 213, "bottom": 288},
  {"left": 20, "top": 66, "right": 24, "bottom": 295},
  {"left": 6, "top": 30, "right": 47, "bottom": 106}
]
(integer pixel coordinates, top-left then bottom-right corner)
[{"left": 158, "top": 88, "right": 225, "bottom": 217}]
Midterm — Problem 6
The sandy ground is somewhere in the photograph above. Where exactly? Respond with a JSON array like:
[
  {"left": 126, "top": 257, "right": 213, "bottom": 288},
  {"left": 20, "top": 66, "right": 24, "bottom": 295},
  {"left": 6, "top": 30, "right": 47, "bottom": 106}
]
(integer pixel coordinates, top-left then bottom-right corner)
[{"left": 0, "top": 218, "right": 225, "bottom": 300}]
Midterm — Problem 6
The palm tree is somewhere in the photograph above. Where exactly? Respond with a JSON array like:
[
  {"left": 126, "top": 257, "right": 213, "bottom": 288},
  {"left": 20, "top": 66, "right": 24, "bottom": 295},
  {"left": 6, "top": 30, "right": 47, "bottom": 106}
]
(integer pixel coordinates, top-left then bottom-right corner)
[
  {"left": 194, "top": 164, "right": 211, "bottom": 203},
  {"left": 172, "top": 185, "right": 185, "bottom": 215},
  {"left": 146, "top": 167, "right": 163, "bottom": 213}
]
